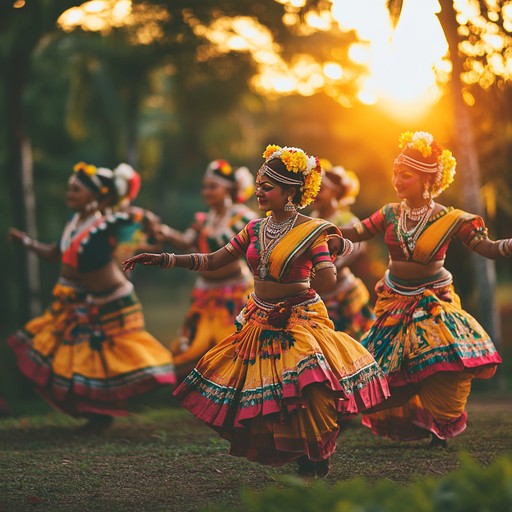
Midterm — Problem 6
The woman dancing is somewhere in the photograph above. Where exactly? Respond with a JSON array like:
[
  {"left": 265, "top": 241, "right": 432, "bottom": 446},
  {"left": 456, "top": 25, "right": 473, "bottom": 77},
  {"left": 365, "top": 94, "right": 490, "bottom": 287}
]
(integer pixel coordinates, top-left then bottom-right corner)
[
  {"left": 123, "top": 145, "right": 389, "bottom": 476},
  {"left": 157, "top": 160, "right": 257, "bottom": 379},
  {"left": 8, "top": 162, "right": 175, "bottom": 432},
  {"left": 311, "top": 161, "right": 375, "bottom": 339},
  {"left": 341, "top": 131, "right": 504, "bottom": 447}
]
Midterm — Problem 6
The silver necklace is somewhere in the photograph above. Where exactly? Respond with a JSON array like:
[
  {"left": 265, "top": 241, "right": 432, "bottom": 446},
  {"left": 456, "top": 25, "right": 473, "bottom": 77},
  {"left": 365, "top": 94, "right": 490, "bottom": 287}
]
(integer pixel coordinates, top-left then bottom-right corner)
[
  {"left": 257, "top": 213, "right": 298, "bottom": 278},
  {"left": 401, "top": 200, "right": 435, "bottom": 222},
  {"left": 397, "top": 201, "right": 434, "bottom": 257}
]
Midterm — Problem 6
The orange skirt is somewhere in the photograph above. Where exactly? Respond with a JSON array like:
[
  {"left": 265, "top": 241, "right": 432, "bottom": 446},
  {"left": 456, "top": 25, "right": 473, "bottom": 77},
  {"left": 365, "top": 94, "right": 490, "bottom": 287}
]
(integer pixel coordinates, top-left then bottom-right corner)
[
  {"left": 8, "top": 281, "right": 175, "bottom": 417},
  {"left": 174, "top": 290, "right": 389, "bottom": 466}
]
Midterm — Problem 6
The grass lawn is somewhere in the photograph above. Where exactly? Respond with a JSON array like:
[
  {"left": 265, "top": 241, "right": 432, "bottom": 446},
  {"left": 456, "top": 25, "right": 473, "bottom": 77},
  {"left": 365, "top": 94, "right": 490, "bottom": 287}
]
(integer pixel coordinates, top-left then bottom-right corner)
[{"left": 0, "top": 391, "right": 511, "bottom": 512}]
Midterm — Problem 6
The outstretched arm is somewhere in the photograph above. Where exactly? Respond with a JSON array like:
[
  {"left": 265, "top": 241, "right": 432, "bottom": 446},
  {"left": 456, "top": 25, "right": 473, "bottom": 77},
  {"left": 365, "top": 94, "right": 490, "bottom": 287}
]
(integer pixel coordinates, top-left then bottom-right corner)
[
  {"left": 8, "top": 228, "right": 60, "bottom": 262},
  {"left": 470, "top": 237, "right": 512, "bottom": 260},
  {"left": 122, "top": 246, "right": 238, "bottom": 272}
]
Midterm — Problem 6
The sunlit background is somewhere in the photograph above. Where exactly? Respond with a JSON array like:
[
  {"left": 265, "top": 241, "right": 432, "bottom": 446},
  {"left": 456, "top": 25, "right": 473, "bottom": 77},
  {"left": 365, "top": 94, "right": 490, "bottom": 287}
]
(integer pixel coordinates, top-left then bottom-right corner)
[{"left": 55, "top": 0, "right": 512, "bottom": 122}]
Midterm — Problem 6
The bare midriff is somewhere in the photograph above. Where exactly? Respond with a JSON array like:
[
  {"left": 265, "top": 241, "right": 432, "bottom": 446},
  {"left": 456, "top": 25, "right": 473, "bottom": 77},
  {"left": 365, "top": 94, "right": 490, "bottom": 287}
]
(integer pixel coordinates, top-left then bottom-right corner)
[
  {"left": 61, "top": 261, "right": 128, "bottom": 293},
  {"left": 389, "top": 258, "right": 446, "bottom": 280},
  {"left": 253, "top": 280, "right": 309, "bottom": 302}
]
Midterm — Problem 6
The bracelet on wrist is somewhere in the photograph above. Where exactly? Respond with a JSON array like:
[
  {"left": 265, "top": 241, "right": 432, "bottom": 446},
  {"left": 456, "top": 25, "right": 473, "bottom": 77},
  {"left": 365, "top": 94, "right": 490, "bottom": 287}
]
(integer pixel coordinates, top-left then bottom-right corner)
[
  {"left": 160, "top": 252, "right": 176, "bottom": 269},
  {"left": 21, "top": 235, "right": 32, "bottom": 248}
]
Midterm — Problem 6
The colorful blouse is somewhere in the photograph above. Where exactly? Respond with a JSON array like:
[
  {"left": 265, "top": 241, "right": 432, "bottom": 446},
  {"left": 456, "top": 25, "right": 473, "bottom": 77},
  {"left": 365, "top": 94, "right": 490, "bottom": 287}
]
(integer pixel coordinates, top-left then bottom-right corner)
[
  {"left": 226, "top": 218, "right": 339, "bottom": 283},
  {"left": 360, "top": 203, "right": 488, "bottom": 264},
  {"left": 60, "top": 211, "right": 133, "bottom": 272},
  {"left": 193, "top": 204, "right": 257, "bottom": 253}
]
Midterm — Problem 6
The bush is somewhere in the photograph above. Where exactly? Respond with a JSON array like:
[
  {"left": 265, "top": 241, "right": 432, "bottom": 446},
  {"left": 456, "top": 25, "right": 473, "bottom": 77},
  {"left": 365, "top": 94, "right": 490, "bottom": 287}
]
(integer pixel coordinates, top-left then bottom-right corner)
[{"left": 205, "top": 454, "right": 512, "bottom": 512}]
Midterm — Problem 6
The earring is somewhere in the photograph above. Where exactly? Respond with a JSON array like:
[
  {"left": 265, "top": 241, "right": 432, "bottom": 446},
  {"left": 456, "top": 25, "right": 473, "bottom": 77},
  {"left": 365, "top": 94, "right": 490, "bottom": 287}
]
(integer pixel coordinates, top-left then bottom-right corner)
[
  {"left": 85, "top": 199, "right": 99, "bottom": 212},
  {"left": 422, "top": 186, "right": 430, "bottom": 199},
  {"left": 224, "top": 196, "right": 233, "bottom": 209},
  {"left": 284, "top": 197, "right": 296, "bottom": 212}
]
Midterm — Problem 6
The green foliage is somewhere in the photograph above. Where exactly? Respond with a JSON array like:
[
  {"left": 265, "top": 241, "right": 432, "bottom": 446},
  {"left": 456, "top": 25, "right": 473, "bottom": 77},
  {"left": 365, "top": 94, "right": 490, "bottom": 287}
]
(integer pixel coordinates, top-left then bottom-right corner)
[{"left": 207, "top": 454, "right": 512, "bottom": 512}]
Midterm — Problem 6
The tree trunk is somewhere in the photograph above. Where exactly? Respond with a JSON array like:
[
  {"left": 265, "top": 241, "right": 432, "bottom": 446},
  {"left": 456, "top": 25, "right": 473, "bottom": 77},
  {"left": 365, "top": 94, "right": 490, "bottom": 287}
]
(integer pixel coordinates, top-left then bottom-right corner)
[
  {"left": 5, "top": 58, "right": 41, "bottom": 320},
  {"left": 437, "top": 1, "right": 502, "bottom": 355}
]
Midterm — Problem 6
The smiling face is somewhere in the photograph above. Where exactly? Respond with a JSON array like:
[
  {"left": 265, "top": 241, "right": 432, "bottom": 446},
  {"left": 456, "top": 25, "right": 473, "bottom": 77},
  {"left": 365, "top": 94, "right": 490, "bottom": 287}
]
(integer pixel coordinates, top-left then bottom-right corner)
[
  {"left": 66, "top": 176, "right": 97, "bottom": 212},
  {"left": 254, "top": 175, "right": 291, "bottom": 213},
  {"left": 392, "top": 166, "right": 427, "bottom": 202}
]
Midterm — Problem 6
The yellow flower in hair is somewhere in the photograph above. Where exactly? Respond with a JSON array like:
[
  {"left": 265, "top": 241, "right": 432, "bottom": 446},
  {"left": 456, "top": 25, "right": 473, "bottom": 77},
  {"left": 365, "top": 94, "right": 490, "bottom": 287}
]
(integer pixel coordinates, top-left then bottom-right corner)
[
  {"left": 217, "top": 159, "right": 232, "bottom": 175},
  {"left": 398, "top": 132, "right": 414, "bottom": 150},
  {"left": 73, "top": 161, "right": 97, "bottom": 176},
  {"left": 432, "top": 149, "right": 456, "bottom": 197},
  {"left": 281, "top": 150, "right": 308, "bottom": 174},
  {"left": 263, "top": 144, "right": 281, "bottom": 160},
  {"left": 398, "top": 131, "right": 434, "bottom": 158},
  {"left": 319, "top": 158, "right": 333, "bottom": 172}
]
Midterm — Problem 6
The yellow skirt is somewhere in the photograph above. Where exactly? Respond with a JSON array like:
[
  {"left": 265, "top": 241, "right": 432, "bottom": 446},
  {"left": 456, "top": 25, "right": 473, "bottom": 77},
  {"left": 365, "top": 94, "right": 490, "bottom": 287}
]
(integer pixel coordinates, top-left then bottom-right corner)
[
  {"left": 8, "top": 281, "right": 175, "bottom": 417},
  {"left": 174, "top": 290, "right": 389, "bottom": 466},
  {"left": 361, "top": 272, "right": 501, "bottom": 440},
  {"left": 170, "top": 272, "right": 252, "bottom": 378}
]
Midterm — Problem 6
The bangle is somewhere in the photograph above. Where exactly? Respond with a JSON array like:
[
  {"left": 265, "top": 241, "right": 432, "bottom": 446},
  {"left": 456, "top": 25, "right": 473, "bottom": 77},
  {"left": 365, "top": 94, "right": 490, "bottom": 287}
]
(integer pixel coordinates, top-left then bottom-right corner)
[
  {"left": 22, "top": 235, "right": 32, "bottom": 248},
  {"left": 160, "top": 252, "right": 176, "bottom": 269},
  {"left": 498, "top": 239, "right": 512, "bottom": 257},
  {"left": 340, "top": 239, "right": 355, "bottom": 257},
  {"left": 189, "top": 253, "right": 209, "bottom": 271}
]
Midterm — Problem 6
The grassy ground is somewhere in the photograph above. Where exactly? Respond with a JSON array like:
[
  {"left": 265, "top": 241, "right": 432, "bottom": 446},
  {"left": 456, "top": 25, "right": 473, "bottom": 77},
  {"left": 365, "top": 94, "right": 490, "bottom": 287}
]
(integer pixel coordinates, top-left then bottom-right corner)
[{"left": 0, "top": 392, "right": 511, "bottom": 512}]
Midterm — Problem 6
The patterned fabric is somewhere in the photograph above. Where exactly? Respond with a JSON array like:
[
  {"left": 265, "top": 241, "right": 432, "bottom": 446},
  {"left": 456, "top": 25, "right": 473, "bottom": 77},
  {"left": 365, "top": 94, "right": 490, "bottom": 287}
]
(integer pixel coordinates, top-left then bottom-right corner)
[
  {"left": 361, "top": 272, "right": 501, "bottom": 440},
  {"left": 174, "top": 292, "right": 389, "bottom": 465},
  {"left": 360, "top": 204, "right": 486, "bottom": 263},
  {"left": 170, "top": 270, "right": 253, "bottom": 378},
  {"left": 227, "top": 218, "right": 339, "bottom": 283},
  {"left": 8, "top": 282, "right": 175, "bottom": 417},
  {"left": 312, "top": 208, "right": 375, "bottom": 339},
  {"left": 60, "top": 211, "right": 133, "bottom": 272},
  {"left": 195, "top": 204, "right": 257, "bottom": 253},
  {"left": 322, "top": 270, "right": 375, "bottom": 339}
]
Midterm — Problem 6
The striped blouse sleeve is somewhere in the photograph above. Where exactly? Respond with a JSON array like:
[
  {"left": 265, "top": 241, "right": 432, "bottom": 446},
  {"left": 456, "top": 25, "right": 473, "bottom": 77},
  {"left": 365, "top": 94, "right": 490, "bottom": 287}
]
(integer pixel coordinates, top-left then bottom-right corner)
[
  {"left": 310, "top": 233, "right": 335, "bottom": 272},
  {"left": 360, "top": 205, "right": 389, "bottom": 236},
  {"left": 225, "top": 221, "right": 252, "bottom": 258}
]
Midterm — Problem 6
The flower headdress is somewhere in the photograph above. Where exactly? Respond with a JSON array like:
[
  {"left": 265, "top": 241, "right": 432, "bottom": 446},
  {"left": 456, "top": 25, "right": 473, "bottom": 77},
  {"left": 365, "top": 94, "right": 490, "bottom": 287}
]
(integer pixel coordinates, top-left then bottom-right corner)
[
  {"left": 113, "top": 163, "right": 141, "bottom": 203},
  {"left": 260, "top": 144, "right": 322, "bottom": 208},
  {"left": 324, "top": 165, "right": 360, "bottom": 205},
  {"left": 72, "top": 161, "right": 113, "bottom": 197},
  {"left": 204, "top": 159, "right": 255, "bottom": 204},
  {"left": 395, "top": 131, "right": 456, "bottom": 197}
]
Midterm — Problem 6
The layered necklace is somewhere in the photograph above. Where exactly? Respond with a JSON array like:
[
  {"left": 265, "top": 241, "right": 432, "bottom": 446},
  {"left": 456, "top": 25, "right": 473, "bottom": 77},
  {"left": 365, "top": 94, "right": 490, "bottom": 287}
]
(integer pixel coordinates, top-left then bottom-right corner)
[
  {"left": 60, "top": 211, "right": 102, "bottom": 252},
  {"left": 396, "top": 200, "right": 435, "bottom": 259},
  {"left": 257, "top": 212, "right": 298, "bottom": 279}
]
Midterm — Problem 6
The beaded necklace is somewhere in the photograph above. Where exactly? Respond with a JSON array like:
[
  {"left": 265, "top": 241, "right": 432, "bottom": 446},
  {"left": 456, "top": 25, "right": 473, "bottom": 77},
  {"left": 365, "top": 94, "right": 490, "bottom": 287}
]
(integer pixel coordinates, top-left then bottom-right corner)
[
  {"left": 60, "top": 211, "right": 102, "bottom": 252},
  {"left": 396, "top": 200, "right": 435, "bottom": 258},
  {"left": 257, "top": 213, "right": 298, "bottom": 279}
]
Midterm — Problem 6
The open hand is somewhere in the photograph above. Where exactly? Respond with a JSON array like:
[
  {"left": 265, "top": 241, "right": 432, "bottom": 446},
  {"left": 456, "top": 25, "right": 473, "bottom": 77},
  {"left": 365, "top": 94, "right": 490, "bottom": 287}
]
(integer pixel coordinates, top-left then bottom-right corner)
[
  {"left": 122, "top": 252, "right": 163, "bottom": 272},
  {"left": 8, "top": 227, "right": 30, "bottom": 246}
]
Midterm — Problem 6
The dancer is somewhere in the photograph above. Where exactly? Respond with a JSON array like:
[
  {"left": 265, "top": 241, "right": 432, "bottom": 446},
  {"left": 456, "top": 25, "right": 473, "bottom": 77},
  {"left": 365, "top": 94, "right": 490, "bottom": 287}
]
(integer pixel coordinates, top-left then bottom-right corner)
[
  {"left": 340, "top": 131, "right": 504, "bottom": 446},
  {"left": 123, "top": 145, "right": 389, "bottom": 476},
  {"left": 108, "top": 163, "right": 162, "bottom": 269},
  {"left": 8, "top": 162, "right": 175, "bottom": 431},
  {"left": 157, "top": 160, "right": 257, "bottom": 379},
  {"left": 311, "top": 160, "right": 375, "bottom": 338}
]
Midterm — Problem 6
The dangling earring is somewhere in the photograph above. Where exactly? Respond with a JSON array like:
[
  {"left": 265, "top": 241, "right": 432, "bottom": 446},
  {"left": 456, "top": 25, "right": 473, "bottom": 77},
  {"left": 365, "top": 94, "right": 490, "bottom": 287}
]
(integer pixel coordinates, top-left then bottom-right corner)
[
  {"left": 85, "top": 199, "right": 99, "bottom": 212},
  {"left": 284, "top": 197, "right": 296, "bottom": 212},
  {"left": 224, "top": 195, "right": 233, "bottom": 209},
  {"left": 422, "top": 185, "right": 430, "bottom": 200}
]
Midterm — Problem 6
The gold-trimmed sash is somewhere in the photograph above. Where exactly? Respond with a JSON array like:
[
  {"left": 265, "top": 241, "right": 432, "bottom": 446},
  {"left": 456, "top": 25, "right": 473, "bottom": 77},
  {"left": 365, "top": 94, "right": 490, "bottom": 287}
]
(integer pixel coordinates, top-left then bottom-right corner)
[
  {"left": 267, "top": 219, "right": 338, "bottom": 281},
  {"left": 412, "top": 209, "right": 477, "bottom": 264}
]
